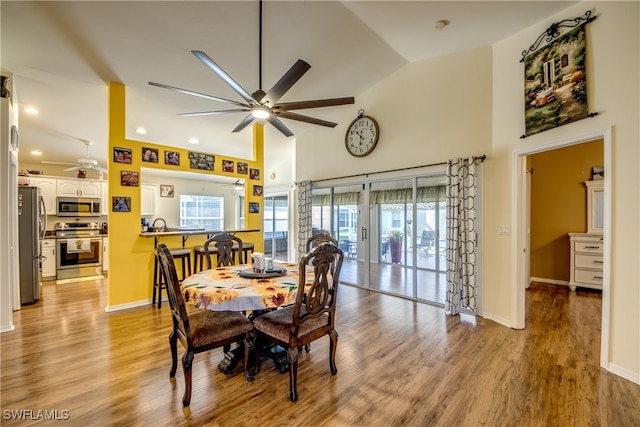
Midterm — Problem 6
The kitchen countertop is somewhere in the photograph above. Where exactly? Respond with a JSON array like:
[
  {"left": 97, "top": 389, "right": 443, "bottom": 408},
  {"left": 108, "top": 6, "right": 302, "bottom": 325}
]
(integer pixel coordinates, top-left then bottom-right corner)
[
  {"left": 139, "top": 228, "right": 260, "bottom": 247},
  {"left": 139, "top": 228, "right": 259, "bottom": 237}
]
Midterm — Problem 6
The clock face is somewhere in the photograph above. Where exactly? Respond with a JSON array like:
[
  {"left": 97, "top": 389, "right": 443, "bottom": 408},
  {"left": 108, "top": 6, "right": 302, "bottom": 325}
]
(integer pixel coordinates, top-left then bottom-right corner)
[{"left": 345, "top": 115, "right": 379, "bottom": 157}]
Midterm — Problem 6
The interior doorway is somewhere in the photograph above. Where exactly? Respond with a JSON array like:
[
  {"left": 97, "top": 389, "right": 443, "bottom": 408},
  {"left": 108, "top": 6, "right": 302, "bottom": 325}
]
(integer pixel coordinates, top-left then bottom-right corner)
[{"left": 513, "top": 127, "right": 611, "bottom": 369}]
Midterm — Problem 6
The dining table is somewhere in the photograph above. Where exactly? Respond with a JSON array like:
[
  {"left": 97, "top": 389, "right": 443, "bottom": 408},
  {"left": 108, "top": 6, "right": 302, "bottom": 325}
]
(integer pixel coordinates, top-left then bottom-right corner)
[
  {"left": 180, "top": 262, "right": 307, "bottom": 374},
  {"left": 180, "top": 262, "right": 305, "bottom": 312}
]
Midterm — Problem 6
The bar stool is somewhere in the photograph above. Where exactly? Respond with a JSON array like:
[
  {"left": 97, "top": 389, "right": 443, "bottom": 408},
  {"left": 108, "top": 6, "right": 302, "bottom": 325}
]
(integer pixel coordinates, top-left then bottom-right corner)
[
  {"left": 193, "top": 245, "right": 218, "bottom": 273},
  {"left": 153, "top": 248, "right": 192, "bottom": 308},
  {"left": 234, "top": 242, "right": 254, "bottom": 264}
]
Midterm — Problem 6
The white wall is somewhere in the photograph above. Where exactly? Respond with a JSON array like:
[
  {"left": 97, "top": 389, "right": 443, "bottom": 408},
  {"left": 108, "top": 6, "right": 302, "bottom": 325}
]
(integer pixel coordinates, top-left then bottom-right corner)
[
  {"left": 296, "top": 46, "right": 493, "bottom": 180},
  {"left": 295, "top": 2, "right": 639, "bottom": 382},
  {"left": 1, "top": 73, "right": 19, "bottom": 332},
  {"left": 490, "top": 1, "right": 639, "bottom": 381}
]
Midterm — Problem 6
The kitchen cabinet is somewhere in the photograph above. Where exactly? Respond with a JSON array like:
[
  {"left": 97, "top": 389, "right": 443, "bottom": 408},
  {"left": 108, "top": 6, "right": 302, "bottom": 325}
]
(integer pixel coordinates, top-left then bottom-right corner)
[
  {"left": 41, "top": 239, "right": 56, "bottom": 279},
  {"left": 100, "top": 181, "right": 109, "bottom": 215},
  {"left": 32, "top": 177, "right": 57, "bottom": 215},
  {"left": 102, "top": 237, "right": 109, "bottom": 273},
  {"left": 57, "top": 179, "right": 101, "bottom": 198},
  {"left": 141, "top": 184, "right": 157, "bottom": 216}
]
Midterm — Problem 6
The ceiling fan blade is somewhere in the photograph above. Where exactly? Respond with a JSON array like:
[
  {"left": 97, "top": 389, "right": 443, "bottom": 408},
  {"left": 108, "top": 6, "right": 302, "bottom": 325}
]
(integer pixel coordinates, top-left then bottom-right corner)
[
  {"left": 232, "top": 114, "right": 256, "bottom": 133},
  {"left": 178, "top": 109, "right": 250, "bottom": 117},
  {"left": 275, "top": 111, "right": 337, "bottom": 128},
  {"left": 148, "top": 81, "right": 248, "bottom": 108},
  {"left": 273, "top": 97, "right": 355, "bottom": 111},
  {"left": 265, "top": 116, "right": 294, "bottom": 138},
  {"left": 41, "top": 161, "right": 76, "bottom": 166},
  {"left": 262, "top": 59, "right": 311, "bottom": 107},
  {"left": 191, "top": 50, "right": 259, "bottom": 105}
]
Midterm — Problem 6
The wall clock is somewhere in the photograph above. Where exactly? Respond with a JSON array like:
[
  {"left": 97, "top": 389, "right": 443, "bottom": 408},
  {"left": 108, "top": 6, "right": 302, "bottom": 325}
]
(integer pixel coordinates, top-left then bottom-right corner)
[{"left": 345, "top": 110, "right": 379, "bottom": 157}]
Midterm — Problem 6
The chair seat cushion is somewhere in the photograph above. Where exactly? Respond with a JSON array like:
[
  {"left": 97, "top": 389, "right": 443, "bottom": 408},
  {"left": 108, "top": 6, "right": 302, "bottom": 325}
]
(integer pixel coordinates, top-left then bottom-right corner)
[
  {"left": 170, "top": 248, "right": 192, "bottom": 257},
  {"left": 253, "top": 306, "right": 329, "bottom": 343},
  {"left": 189, "top": 310, "right": 252, "bottom": 348}
]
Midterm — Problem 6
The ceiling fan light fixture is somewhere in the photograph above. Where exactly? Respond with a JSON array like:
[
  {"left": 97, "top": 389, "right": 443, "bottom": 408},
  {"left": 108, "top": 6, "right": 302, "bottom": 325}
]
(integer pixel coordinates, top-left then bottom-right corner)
[{"left": 251, "top": 107, "right": 270, "bottom": 119}]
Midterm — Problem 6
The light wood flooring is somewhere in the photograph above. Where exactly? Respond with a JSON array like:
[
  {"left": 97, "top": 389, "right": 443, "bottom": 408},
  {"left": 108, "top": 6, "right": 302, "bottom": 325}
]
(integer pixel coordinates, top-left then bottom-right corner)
[{"left": 1, "top": 279, "right": 638, "bottom": 426}]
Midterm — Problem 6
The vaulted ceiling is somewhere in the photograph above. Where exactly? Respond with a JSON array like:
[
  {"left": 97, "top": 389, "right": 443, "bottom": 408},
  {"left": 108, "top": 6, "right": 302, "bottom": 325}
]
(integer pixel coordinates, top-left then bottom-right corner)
[{"left": 1, "top": 1, "right": 575, "bottom": 170}]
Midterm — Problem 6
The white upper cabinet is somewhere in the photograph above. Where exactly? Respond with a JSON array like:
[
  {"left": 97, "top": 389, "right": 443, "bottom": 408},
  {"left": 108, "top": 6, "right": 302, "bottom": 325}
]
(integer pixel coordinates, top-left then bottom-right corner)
[
  {"left": 100, "top": 182, "right": 109, "bottom": 215},
  {"left": 57, "top": 179, "right": 101, "bottom": 198},
  {"left": 31, "top": 177, "right": 57, "bottom": 215},
  {"left": 140, "top": 184, "right": 157, "bottom": 216}
]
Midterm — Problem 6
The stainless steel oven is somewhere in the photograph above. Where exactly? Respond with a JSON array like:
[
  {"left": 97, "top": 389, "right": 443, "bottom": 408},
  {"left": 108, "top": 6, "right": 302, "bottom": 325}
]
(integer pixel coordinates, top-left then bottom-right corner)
[{"left": 55, "top": 222, "right": 102, "bottom": 280}]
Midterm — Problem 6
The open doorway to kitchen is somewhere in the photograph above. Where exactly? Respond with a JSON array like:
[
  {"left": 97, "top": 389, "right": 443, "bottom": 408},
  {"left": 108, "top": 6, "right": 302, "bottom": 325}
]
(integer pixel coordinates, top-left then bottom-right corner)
[{"left": 513, "top": 127, "right": 611, "bottom": 368}]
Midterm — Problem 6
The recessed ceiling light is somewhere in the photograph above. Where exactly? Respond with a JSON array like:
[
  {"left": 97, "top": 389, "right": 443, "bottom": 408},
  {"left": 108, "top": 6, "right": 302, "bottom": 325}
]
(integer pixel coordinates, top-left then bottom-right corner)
[
  {"left": 188, "top": 138, "right": 199, "bottom": 144},
  {"left": 135, "top": 127, "right": 147, "bottom": 134},
  {"left": 30, "top": 150, "right": 42, "bottom": 156},
  {"left": 24, "top": 107, "right": 39, "bottom": 115}
]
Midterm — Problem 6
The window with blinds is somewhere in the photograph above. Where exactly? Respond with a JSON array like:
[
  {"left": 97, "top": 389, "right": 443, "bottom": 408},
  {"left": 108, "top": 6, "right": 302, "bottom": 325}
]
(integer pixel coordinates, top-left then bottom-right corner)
[{"left": 180, "top": 194, "right": 224, "bottom": 229}]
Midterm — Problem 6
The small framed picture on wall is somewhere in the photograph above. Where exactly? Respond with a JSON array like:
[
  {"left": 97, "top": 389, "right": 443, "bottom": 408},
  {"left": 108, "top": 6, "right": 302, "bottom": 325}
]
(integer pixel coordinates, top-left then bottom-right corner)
[
  {"left": 222, "top": 160, "right": 234, "bottom": 173},
  {"left": 113, "top": 147, "right": 132, "bottom": 164},
  {"left": 112, "top": 196, "right": 131, "bottom": 212},
  {"left": 249, "top": 202, "right": 259, "bottom": 213},
  {"left": 142, "top": 147, "right": 159, "bottom": 163},
  {"left": 160, "top": 185, "right": 174, "bottom": 197},
  {"left": 165, "top": 151, "right": 180, "bottom": 166},
  {"left": 120, "top": 171, "right": 139, "bottom": 186}
]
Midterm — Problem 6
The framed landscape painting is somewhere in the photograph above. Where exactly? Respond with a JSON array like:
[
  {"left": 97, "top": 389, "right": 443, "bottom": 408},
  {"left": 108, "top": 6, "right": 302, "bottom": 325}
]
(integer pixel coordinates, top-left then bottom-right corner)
[{"left": 524, "top": 25, "right": 588, "bottom": 137}]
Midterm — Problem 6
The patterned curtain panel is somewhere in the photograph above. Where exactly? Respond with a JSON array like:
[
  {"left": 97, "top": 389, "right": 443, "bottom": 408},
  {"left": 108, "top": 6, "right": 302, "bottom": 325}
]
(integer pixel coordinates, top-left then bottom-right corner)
[
  {"left": 445, "top": 157, "right": 483, "bottom": 315},
  {"left": 297, "top": 180, "right": 312, "bottom": 259}
]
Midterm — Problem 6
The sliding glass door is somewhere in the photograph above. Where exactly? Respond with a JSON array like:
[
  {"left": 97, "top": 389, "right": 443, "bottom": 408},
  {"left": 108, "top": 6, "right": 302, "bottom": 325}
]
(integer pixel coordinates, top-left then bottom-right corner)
[
  {"left": 311, "top": 174, "right": 447, "bottom": 306},
  {"left": 369, "top": 179, "right": 414, "bottom": 298},
  {"left": 263, "top": 195, "right": 288, "bottom": 261}
]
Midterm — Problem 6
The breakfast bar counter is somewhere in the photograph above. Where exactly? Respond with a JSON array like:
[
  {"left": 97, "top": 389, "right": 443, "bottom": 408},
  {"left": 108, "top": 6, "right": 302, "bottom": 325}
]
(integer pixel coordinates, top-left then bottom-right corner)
[{"left": 140, "top": 228, "right": 260, "bottom": 247}]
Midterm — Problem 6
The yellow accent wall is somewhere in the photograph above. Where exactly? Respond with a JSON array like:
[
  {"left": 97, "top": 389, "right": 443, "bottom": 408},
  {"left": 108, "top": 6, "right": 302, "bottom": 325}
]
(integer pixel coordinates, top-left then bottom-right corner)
[
  {"left": 528, "top": 139, "right": 604, "bottom": 282},
  {"left": 106, "top": 82, "right": 263, "bottom": 308}
]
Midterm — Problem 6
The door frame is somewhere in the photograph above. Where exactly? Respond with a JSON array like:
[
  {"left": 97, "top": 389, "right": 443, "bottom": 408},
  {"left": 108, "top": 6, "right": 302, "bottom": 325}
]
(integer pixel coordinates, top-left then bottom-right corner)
[{"left": 512, "top": 126, "right": 611, "bottom": 369}]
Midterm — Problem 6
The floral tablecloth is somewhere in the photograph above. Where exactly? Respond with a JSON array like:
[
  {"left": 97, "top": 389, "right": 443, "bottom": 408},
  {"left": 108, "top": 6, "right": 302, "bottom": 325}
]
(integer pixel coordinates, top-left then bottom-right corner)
[{"left": 181, "top": 263, "right": 305, "bottom": 312}]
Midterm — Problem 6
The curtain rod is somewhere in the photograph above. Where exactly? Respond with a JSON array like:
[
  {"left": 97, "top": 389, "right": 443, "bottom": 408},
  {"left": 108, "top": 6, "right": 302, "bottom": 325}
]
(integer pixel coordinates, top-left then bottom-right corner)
[{"left": 312, "top": 155, "right": 486, "bottom": 183}]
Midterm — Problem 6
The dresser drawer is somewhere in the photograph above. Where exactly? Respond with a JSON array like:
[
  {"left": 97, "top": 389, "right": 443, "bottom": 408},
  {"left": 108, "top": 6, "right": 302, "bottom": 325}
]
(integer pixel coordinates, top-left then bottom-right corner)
[
  {"left": 574, "top": 268, "right": 604, "bottom": 285},
  {"left": 575, "top": 241, "right": 604, "bottom": 253},
  {"left": 575, "top": 253, "right": 604, "bottom": 269}
]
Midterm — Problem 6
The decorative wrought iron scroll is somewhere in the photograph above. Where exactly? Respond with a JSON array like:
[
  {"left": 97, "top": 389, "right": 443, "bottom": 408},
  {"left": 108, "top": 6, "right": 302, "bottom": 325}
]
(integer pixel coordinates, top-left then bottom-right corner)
[{"left": 520, "top": 10, "right": 596, "bottom": 63}]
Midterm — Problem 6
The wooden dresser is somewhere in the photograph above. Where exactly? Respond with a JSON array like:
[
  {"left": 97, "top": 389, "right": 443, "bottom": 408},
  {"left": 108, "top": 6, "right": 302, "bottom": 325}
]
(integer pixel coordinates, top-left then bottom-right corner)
[{"left": 568, "top": 233, "right": 604, "bottom": 291}]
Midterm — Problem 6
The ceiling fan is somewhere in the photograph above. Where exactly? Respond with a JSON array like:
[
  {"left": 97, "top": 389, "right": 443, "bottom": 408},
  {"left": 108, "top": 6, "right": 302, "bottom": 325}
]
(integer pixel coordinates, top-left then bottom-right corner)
[
  {"left": 148, "top": 0, "right": 354, "bottom": 138},
  {"left": 41, "top": 138, "right": 107, "bottom": 173}
]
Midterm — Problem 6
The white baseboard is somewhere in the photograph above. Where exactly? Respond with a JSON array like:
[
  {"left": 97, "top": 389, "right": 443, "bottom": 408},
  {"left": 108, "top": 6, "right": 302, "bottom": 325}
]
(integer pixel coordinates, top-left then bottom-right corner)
[
  {"left": 481, "top": 312, "right": 513, "bottom": 329},
  {"left": 529, "top": 277, "right": 569, "bottom": 287},
  {"left": 608, "top": 363, "right": 640, "bottom": 385},
  {"left": 105, "top": 298, "right": 155, "bottom": 312},
  {"left": 0, "top": 322, "right": 15, "bottom": 333}
]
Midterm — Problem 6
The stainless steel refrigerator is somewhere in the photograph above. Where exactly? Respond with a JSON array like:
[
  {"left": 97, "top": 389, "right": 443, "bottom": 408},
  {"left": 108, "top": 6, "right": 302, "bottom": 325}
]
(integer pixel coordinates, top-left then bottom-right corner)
[{"left": 18, "top": 186, "right": 47, "bottom": 305}]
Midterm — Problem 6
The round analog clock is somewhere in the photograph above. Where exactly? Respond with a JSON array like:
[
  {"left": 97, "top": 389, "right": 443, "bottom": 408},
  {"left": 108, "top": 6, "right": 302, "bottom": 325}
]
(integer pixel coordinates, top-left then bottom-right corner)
[{"left": 345, "top": 113, "right": 379, "bottom": 157}]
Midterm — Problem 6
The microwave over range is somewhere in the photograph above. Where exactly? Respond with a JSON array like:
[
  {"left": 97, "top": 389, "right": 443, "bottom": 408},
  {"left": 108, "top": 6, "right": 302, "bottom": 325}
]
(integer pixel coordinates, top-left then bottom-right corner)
[{"left": 57, "top": 197, "right": 101, "bottom": 217}]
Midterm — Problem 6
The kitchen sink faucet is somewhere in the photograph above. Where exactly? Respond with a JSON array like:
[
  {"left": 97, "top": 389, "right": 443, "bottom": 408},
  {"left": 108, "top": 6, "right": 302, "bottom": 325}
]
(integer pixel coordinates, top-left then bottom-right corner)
[{"left": 152, "top": 218, "right": 167, "bottom": 232}]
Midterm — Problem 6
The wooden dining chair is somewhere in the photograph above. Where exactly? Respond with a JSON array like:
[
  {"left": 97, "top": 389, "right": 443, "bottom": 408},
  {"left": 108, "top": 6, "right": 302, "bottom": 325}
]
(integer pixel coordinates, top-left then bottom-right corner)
[
  {"left": 251, "top": 243, "right": 344, "bottom": 402},
  {"left": 204, "top": 232, "right": 244, "bottom": 268},
  {"left": 156, "top": 244, "right": 254, "bottom": 407},
  {"left": 305, "top": 231, "right": 338, "bottom": 252}
]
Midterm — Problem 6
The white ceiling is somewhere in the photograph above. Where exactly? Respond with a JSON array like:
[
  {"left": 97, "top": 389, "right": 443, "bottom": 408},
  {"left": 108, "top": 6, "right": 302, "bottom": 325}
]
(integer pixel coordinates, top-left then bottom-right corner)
[{"left": 2, "top": 1, "right": 576, "bottom": 170}]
